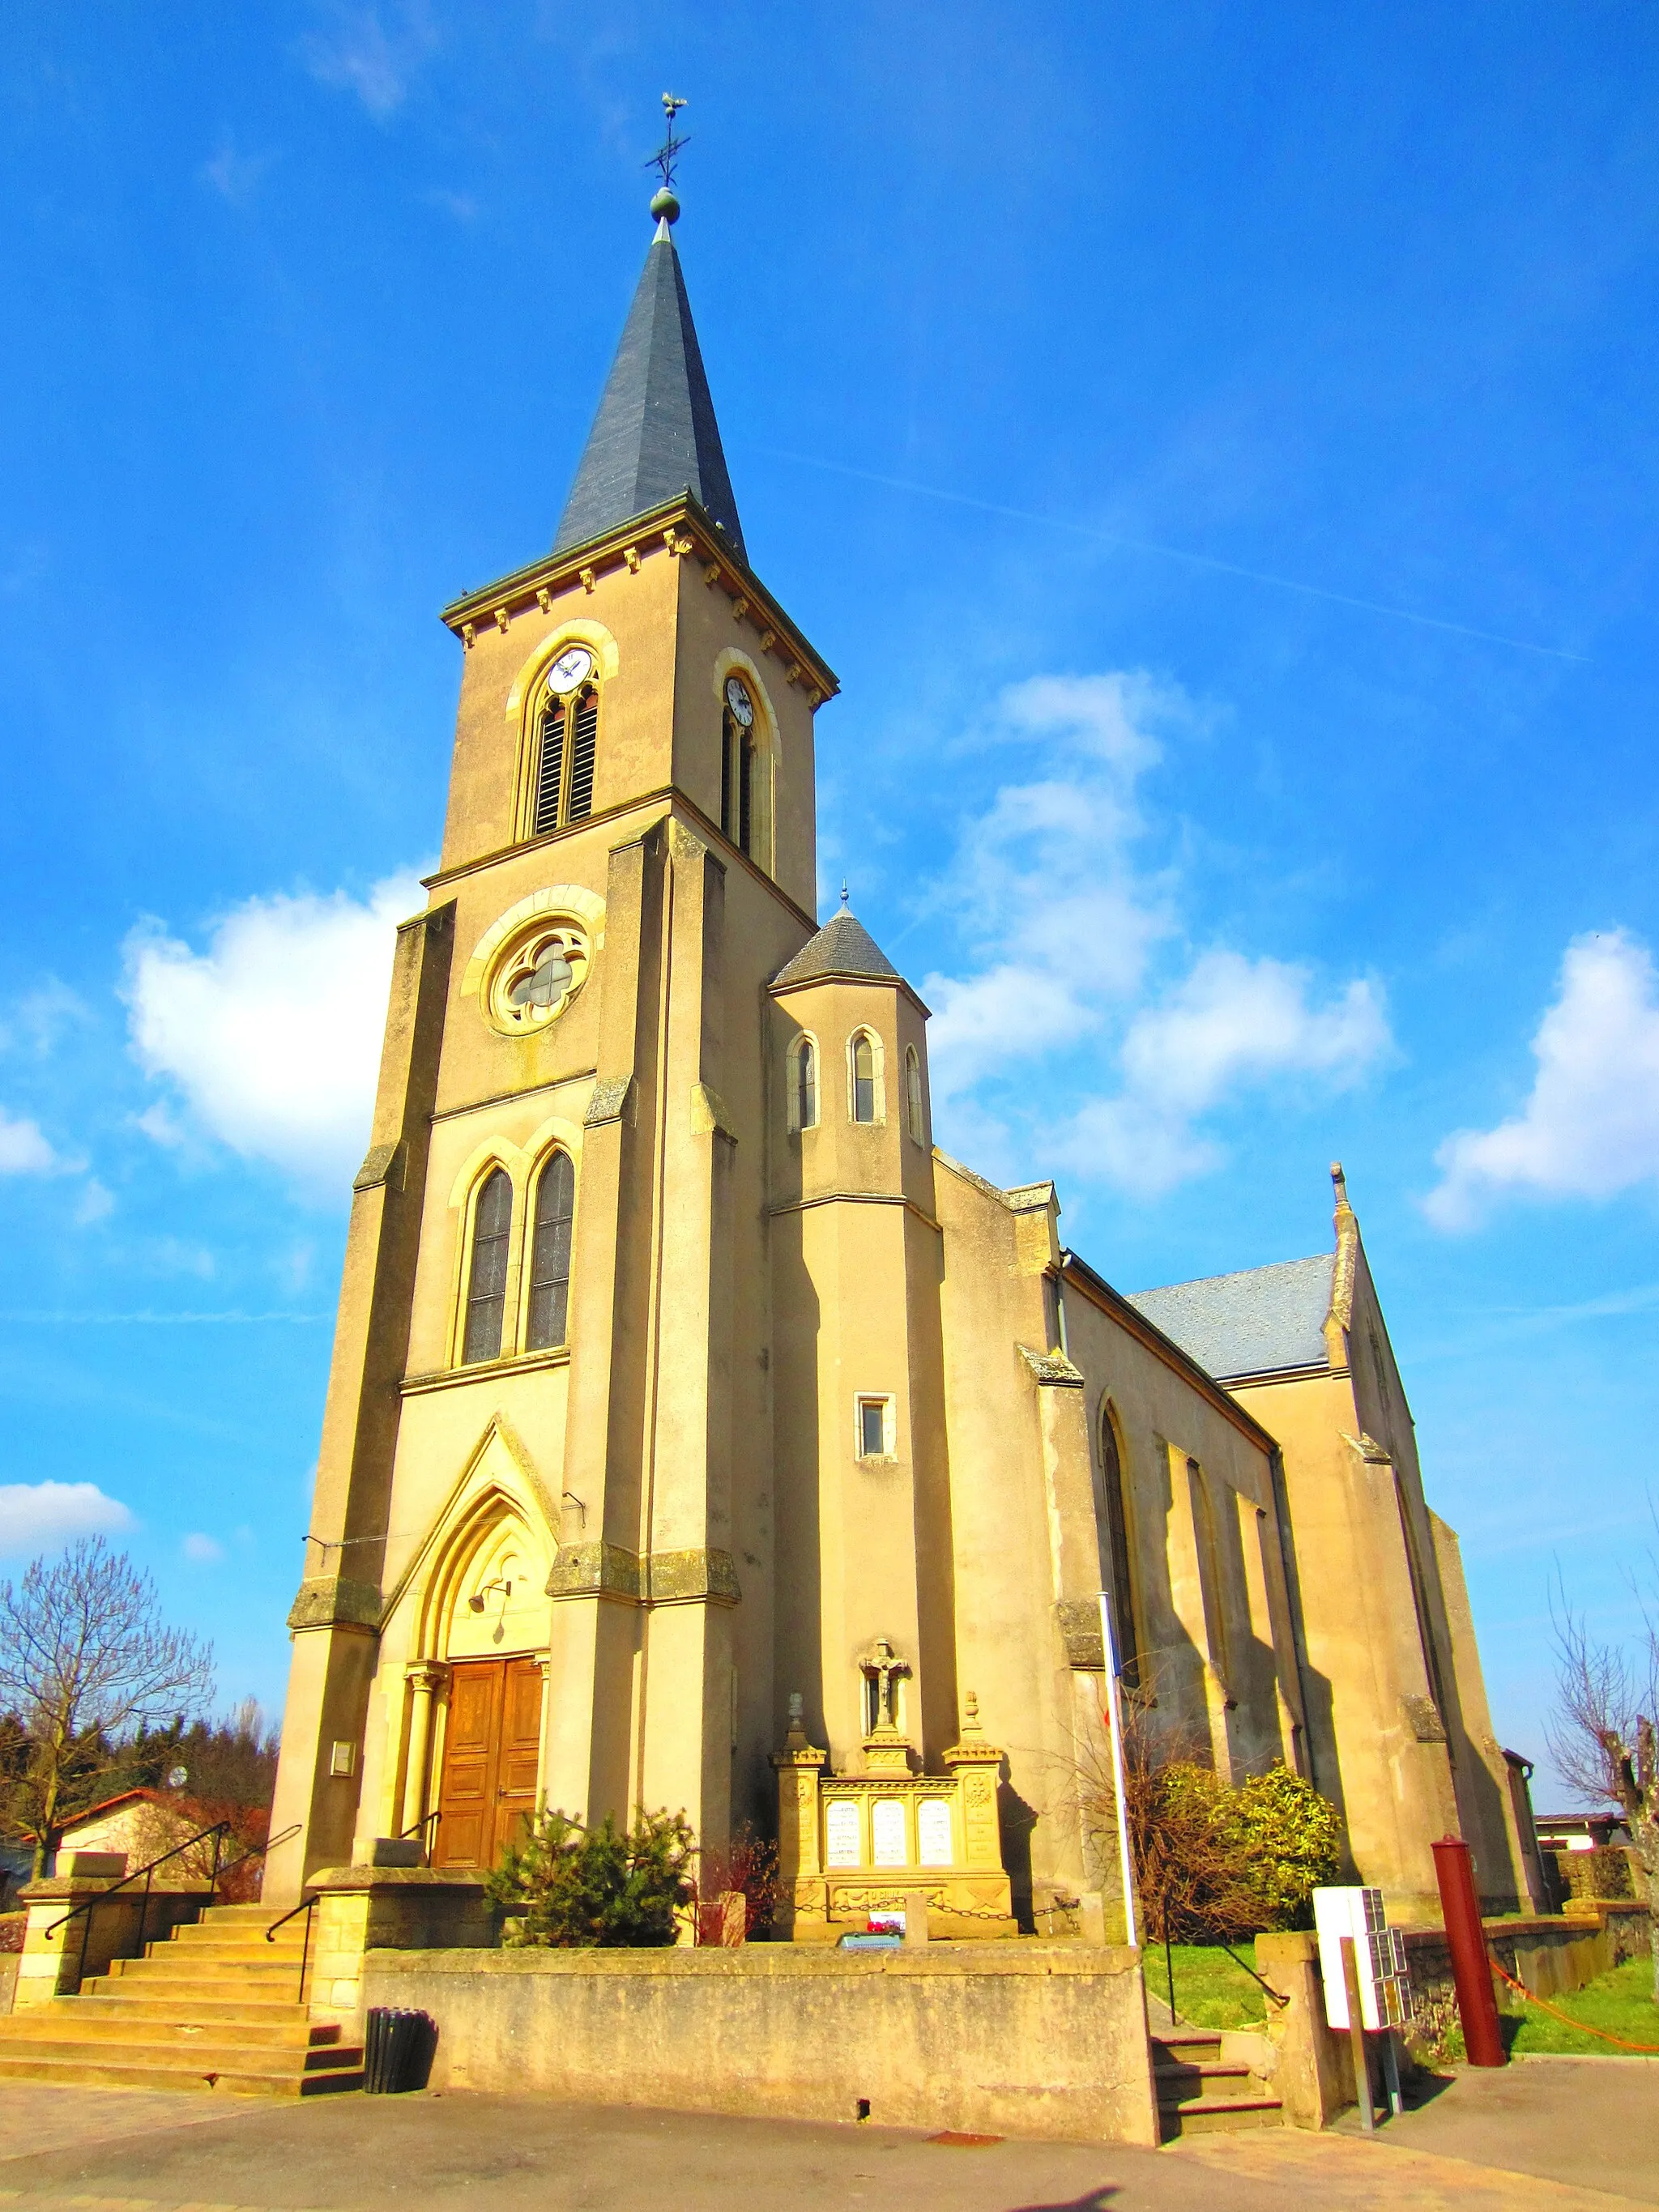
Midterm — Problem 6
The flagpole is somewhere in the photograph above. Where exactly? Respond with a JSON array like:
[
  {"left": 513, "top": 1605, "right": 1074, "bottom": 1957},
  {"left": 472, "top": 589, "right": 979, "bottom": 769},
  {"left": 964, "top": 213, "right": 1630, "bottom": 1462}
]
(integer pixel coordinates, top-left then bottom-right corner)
[{"left": 1098, "top": 1590, "right": 1139, "bottom": 1950}]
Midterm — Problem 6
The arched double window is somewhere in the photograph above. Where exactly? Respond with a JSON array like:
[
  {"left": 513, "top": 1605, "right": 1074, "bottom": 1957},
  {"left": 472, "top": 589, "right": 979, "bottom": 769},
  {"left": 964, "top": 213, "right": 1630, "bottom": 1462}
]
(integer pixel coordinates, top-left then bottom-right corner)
[
  {"left": 525, "top": 1151, "right": 575, "bottom": 1352},
  {"left": 463, "top": 1168, "right": 513, "bottom": 1364},
  {"left": 532, "top": 649, "right": 600, "bottom": 835},
  {"left": 1099, "top": 1406, "right": 1140, "bottom": 1688},
  {"left": 792, "top": 1038, "right": 818, "bottom": 1132},
  {"left": 851, "top": 1033, "right": 876, "bottom": 1123},
  {"left": 905, "top": 1046, "right": 925, "bottom": 1145}
]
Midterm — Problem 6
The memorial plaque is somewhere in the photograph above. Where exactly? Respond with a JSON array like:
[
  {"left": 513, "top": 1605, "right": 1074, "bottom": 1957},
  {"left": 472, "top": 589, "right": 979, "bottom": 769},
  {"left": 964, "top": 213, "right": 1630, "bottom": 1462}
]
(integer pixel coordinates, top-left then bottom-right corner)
[
  {"left": 917, "top": 1797, "right": 953, "bottom": 1866},
  {"left": 825, "top": 1799, "right": 862, "bottom": 1868},
  {"left": 871, "top": 1797, "right": 907, "bottom": 1866}
]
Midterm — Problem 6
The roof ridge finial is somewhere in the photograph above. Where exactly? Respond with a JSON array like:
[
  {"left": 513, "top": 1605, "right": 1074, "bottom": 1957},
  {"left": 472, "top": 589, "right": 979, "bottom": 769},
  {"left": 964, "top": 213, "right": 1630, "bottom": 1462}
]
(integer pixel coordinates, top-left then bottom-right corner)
[
  {"left": 839, "top": 880, "right": 850, "bottom": 909},
  {"left": 647, "top": 93, "right": 689, "bottom": 232}
]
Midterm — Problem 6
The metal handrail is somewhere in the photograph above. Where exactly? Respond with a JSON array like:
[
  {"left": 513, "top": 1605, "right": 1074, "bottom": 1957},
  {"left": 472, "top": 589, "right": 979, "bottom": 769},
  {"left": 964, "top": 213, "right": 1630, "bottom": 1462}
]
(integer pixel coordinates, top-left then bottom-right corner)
[
  {"left": 46, "top": 1816, "right": 301, "bottom": 1987},
  {"left": 264, "top": 1892, "right": 317, "bottom": 2001},
  {"left": 394, "top": 1809, "right": 441, "bottom": 1849}
]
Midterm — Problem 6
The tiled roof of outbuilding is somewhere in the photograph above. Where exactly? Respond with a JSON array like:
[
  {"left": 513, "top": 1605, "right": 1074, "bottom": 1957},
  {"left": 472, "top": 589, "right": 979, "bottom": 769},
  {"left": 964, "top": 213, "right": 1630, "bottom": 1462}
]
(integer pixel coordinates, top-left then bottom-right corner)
[
  {"left": 552, "top": 224, "right": 746, "bottom": 562},
  {"left": 771, "top": 908, "right": 901, "bottom": 988},
  {"left": 1126, "top": 1253, "right": 1336, "bottom": 1382}
]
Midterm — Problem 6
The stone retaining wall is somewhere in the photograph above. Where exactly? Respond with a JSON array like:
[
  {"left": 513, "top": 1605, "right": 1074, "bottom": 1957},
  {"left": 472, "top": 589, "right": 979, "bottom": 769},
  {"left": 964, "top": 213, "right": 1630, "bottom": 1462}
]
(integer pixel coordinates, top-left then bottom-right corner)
[
  {"left": 1401, "top": 1903, "right": 1649, "bottom": 2058},
  {"left": 364, "top": 1941, "right": 1159, "bottom": 2146}
]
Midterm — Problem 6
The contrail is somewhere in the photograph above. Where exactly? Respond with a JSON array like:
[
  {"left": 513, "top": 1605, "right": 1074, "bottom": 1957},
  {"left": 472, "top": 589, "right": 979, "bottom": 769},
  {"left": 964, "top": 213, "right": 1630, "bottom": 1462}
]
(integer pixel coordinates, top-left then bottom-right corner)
[{"left": 750, "top": 446, "right": 1588, "bottom": 664}]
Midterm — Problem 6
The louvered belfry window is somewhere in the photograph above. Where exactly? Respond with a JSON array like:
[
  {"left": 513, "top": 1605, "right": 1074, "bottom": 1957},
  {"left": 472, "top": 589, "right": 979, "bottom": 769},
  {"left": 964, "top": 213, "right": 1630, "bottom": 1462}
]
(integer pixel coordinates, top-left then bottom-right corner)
[
  {"left": 463, "top": 1168, "right": 513, "bottom": 1365},
  {"left": 534, "top": 681, "right": 599, "bottom": 835},
  {"left": 526, "top": 1151, "right": 575, "bottom": 1352}
]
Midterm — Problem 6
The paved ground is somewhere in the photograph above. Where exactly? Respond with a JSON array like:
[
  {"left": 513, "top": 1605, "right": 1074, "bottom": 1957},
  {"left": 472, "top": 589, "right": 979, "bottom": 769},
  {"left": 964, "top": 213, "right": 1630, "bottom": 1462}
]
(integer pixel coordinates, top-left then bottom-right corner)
[{"left": 0, "top": 2063, "right": 1654, "bottom": 2212}]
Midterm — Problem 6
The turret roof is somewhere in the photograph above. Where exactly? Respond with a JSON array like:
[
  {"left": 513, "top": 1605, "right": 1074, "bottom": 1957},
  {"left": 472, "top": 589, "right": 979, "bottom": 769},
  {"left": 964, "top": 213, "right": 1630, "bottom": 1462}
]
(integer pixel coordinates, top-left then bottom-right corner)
[
  {"left": 552, "top": 222, "right": 746, "bottom": 562},
  {"left": 772, "top": 907, "right": 901, "bottom": 989}
]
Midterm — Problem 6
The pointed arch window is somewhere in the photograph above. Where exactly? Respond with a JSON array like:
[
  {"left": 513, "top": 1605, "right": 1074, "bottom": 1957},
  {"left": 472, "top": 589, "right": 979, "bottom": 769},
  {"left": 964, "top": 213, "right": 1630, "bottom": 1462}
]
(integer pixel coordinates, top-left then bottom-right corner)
[
  {"left": 851, "top": 1033, "right": 876, "bottom": 1123},
  {"left": 1100, "top": 1407, "right": 1140, "bottom": 1688},
  {"left": 721, "top": 676, "right": 757, "bottom": 859},
  {"left": 794, "top": 1038, "right": 818, "bottom": 1132},
  {"left": 905, "top": 1046, "right": 925, "bottom": 1145},
  {"left": 525, "top": 1150, "right": 575, "bottom": 1352},
  {"left": 533, "top": 661, "right": 600, "bottom": 837},
  {"left": 463, "top": 1167, "right": 513, "bottom": 1365}
]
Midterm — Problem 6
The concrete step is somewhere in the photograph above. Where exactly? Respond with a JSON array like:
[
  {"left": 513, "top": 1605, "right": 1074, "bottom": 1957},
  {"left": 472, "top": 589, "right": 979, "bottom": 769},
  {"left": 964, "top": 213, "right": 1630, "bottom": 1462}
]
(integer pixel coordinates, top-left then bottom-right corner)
[
  {"left": 0, "top": 2047, "right": 362, "bottom": 2097},
  {"left": 98, "top": 1955, "right": 309, "bottom": 1985},
  {"left": 0, "top": 2010, "right": 331, "bottom": 2052},
  {"left": 26, "top": 1993, "right": 316, "bottom": 2028},
  {"left": 1158, "top": 2093, "right": 1284, "bottom": 2139},
  {"left": 147, "top": 1937, "right": 309, "bottom": 1963},
  {"left": 1155, "top": 2060, "right": 1256, "bottom": 2093}
]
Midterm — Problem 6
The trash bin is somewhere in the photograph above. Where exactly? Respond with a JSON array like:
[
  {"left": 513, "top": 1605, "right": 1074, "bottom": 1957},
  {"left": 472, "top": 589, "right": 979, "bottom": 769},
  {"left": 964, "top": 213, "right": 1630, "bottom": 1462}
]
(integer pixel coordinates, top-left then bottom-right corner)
[{"left": 363, "top": 2006, "right": 430, "bottom": 2093}]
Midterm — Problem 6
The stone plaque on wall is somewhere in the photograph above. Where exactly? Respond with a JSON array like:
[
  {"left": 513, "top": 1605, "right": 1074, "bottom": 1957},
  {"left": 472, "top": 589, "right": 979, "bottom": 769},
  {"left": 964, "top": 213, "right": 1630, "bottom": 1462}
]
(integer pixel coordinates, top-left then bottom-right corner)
[
  {"left": 825, "top": 1799, "right": 861, "bottom": 1867},
  {"left": 917, "top": 1798, "right": 953, "bottom": 1866},
  {"left": 871, "top": 1798, "right": 907, "bottom": 1866}
]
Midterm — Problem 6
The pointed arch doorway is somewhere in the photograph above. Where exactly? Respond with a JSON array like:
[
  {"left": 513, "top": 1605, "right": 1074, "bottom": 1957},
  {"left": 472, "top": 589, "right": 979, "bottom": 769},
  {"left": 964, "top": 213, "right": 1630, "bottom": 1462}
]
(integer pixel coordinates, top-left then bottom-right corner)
[
  {"left": 404, "top": 1468, "right": 555, "bottom": 1874},
  {"left": 433, "top": 1654, "right": 544, "bottom": 1870}
]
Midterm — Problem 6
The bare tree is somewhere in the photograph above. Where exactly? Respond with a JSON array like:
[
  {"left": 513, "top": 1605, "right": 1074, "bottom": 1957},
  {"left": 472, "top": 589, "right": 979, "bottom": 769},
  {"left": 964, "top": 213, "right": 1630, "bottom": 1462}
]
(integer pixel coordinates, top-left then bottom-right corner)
[
  {"left": 0, "top": 1540, "right": 215, "bottom": 1877},
  {"left": 1548, "top": 1564, "right": 1659, "bottom": 1997}
]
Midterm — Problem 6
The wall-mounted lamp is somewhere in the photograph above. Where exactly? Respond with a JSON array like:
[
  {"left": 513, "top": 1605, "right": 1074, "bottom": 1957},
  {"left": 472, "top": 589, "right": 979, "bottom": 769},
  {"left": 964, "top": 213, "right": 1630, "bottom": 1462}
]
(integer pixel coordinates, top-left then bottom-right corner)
[{"left": 468, "top": 1577, "right": 514, "bottom": 1643}]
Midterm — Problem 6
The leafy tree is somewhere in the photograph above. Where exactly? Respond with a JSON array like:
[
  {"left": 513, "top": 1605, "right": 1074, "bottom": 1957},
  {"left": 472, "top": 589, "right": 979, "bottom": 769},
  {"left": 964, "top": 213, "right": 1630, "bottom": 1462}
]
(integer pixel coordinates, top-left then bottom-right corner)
[
  {"left": 484, "top": 1807, "right": 694, "bottom": 1947},
  {"left": 0, "top": 1540, "right": 214, "bottom": 1876}
]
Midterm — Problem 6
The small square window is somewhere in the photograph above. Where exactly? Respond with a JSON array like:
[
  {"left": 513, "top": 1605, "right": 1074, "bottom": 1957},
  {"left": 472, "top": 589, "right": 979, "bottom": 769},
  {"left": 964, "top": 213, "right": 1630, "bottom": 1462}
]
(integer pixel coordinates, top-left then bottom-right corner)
[{"left": 857, "top": 1396, "right": 893, "bottom": 1459}]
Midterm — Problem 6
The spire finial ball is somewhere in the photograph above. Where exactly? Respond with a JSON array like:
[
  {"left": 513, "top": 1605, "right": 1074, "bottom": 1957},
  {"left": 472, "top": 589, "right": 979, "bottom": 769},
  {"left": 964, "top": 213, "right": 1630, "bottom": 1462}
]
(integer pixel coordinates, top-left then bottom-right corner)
[{"left": 650, "top": 185, "right": 680, "bottom": 224}]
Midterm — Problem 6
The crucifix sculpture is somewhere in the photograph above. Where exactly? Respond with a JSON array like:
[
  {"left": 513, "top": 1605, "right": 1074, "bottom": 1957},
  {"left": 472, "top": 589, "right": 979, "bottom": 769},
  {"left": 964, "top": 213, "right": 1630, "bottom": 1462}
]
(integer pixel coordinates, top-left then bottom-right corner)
[{"left": 860, "top": 1639, "right": 911, "bottom": 1732}]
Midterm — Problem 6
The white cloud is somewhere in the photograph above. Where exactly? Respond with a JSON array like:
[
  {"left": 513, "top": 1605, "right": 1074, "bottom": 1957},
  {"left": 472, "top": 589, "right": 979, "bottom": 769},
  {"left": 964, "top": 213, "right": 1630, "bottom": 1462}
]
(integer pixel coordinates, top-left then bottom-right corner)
[
  {"left": 125, "top": 871, "right": 424, "bottom": 1200},
  {"left": 918, "top": 672, "right": 1390, "bottom": 1194},
  {"left": 0, "top": 1481, "right": 135, "bottom": 1559},
  {"left": 1059, "top": 957, "right": 1390, "bottom": 1197},
  {"left": 199, "top": 133, "right": 275, "bottom": 206},
  {"left": 1427, "top": 929, "right": 1659, "bottom": 1230},
  {"left": 0, "top": 980, "right": 85, "bottom": 1056},
  {"left": 0, "top": 1108, "right": 59, "bottom": 1174},
  {"left": 300, "top": 2, "right": 438, "bottom": 120},
  {"left": 74, "top": 1178, "right": 116, "bottom": 1227},
  {"left": 182, "top": 1532, "right": 224, "bottom": 1563}
]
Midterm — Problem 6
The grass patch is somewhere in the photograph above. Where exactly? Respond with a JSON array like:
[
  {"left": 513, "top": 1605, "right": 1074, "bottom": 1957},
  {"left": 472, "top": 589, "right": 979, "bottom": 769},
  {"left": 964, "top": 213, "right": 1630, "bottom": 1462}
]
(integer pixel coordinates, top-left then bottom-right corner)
[
  {"left": 1144, "top": 1938, "right": 1268, "bottom": 2030},
  {"left": 1503, "top": 1959, "right": 1659, "bottom": 2056}
]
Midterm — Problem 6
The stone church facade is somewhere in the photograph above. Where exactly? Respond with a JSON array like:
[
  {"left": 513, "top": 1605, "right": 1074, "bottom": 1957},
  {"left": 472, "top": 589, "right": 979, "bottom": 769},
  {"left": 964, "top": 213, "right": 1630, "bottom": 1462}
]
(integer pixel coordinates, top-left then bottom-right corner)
[{"left": 267, "top": 201, "right": 1537, "bottom": 1933}]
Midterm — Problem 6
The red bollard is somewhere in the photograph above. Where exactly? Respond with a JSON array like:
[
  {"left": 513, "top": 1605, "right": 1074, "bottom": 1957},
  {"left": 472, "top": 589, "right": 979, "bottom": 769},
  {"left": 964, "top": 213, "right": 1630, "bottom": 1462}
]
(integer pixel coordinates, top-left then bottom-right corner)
[{"left": 1431, "top": 1836, "right": 1506, "bottom": 2067}]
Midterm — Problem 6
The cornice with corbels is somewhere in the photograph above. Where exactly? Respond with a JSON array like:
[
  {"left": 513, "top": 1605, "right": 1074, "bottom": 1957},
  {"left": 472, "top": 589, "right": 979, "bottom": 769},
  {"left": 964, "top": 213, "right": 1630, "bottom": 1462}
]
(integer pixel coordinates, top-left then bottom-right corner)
[{"left": 441, "top": 497, "right": 838, "bottom": 707}]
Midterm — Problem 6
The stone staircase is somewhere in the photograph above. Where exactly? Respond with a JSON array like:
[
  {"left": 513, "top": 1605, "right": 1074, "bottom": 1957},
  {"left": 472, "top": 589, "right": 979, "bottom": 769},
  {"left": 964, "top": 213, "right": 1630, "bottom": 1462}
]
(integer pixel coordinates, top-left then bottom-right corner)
[
  {"left": 1151, "top": 2026, "right": 1284, "bottom": 2138},
  {"left": 0, "top": 1902, "right": 362, "bottom": 2095}
]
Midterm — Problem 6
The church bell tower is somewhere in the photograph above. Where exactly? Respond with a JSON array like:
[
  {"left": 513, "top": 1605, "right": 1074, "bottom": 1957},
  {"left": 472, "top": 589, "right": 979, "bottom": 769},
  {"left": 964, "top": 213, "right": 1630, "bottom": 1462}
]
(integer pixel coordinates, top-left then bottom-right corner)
[{"left": 266, "top": 178, "right": 842, "bottom": 1903}]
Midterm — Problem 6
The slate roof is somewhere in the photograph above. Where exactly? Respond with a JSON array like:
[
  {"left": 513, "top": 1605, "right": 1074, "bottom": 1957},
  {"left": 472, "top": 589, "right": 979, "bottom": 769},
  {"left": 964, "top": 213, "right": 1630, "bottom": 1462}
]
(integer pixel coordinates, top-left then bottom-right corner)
[
  {"left": 1126, "top": 1253, "right": 1335, "bottom": 1382},
  {"left": 772, "top": 908, "right": 901, "bottom": 989},
  {"left": 552, "top": 224, "right": 747, "bottom": 562}
]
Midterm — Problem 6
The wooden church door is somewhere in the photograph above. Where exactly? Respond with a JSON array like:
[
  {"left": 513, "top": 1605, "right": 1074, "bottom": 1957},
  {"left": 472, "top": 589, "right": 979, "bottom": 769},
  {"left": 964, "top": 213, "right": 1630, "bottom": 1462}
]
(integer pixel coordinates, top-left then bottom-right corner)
[{"left": 433, "top": 1656, "right": 543, "bottom": 1869}]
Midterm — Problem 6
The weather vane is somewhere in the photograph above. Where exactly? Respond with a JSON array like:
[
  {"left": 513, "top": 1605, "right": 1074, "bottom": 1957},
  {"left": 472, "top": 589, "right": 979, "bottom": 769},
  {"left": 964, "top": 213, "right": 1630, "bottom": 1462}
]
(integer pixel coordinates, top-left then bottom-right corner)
[{"left": 647, "top": 93, "right": 690, "bottom": 220}]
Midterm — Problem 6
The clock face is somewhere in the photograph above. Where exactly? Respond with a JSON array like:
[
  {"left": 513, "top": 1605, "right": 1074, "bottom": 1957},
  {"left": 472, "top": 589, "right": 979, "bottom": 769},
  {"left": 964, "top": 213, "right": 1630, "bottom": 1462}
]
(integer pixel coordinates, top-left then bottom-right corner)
[
  {"left": 548, "top": 646, "right": 594, "bottom": 694},
  {"left": 725, "top": 676, "right": 754, "bottom": 727}
]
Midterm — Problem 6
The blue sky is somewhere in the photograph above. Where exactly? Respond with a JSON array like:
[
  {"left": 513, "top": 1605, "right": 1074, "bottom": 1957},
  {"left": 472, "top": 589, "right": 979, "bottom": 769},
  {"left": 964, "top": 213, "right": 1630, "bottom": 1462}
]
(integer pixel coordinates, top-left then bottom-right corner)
[{"left": 2, "top": 4, "right": 1657, "bottom": 1807}]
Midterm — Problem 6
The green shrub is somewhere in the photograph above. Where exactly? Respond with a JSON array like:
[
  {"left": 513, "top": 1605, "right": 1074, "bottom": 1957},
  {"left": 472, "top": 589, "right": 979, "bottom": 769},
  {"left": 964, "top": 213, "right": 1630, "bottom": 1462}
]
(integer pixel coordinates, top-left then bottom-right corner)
[
  {"left": 1226, "top": 1763, "right": 1343, "bottom": 1930},
  {"left": 483, "top": 1806, "right": 694, "bottom": 1948}
]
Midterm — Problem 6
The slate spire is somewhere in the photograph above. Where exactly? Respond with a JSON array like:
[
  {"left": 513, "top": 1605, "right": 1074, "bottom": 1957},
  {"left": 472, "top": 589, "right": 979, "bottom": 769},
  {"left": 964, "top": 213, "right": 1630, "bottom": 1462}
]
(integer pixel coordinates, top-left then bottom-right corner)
[{"left": 552, "top": 208, "right": 747, "bottom": 563}]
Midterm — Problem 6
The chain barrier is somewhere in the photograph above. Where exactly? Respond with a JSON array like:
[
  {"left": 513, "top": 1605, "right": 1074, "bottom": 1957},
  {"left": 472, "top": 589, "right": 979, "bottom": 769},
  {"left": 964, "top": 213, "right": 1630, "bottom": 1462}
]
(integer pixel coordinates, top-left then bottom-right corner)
[{"left": 1486, "top": 1948, "right": 1659, "bottom": 2053}]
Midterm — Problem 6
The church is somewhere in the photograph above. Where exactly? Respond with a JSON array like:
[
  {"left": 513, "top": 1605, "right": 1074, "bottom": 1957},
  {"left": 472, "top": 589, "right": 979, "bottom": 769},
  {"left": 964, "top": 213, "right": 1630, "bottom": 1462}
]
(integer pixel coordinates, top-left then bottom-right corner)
[{"left": 267, "top": 181, "right": 1542, "bottom": 1937}]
